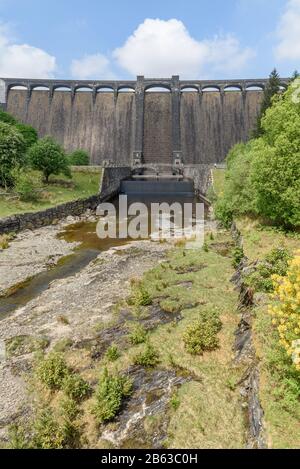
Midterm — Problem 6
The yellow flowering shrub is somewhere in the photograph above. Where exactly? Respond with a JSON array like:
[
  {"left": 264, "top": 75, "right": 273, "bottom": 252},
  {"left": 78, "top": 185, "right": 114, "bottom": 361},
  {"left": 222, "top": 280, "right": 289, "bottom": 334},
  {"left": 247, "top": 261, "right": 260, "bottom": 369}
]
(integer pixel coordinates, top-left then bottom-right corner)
[{"left": 269, "top": 251, "right": 300, "bottom": 370}]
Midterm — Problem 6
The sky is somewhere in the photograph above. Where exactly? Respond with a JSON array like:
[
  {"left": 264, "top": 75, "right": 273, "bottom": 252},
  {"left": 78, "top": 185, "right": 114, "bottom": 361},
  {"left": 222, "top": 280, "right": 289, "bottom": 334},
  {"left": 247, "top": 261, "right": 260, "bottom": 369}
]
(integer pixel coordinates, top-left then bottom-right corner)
[{"left": 0, "top": 0, "right": 299, "bottom": 80}]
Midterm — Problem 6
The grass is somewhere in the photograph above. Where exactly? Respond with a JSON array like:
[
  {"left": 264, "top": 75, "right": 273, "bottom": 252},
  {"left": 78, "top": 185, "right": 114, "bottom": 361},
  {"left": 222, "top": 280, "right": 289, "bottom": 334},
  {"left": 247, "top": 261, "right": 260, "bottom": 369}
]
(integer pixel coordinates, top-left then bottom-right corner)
[
  {"left": 212, "top": 168, "right": 226, "bottom": 197},
  {"left": 253, "top": 303, "right": 300, "bottom": 449},
  {"left": 0, "top": 170, "right": 102, "bottom": 219},
  {"left": 88, "top": 230, "right": 247, "bottom": 448},
  {"left": 236, "top": 216, "right": 300, "bottom": 448},
  {"left": 236, "top": 217, "right": 300, "bottom": 261}
]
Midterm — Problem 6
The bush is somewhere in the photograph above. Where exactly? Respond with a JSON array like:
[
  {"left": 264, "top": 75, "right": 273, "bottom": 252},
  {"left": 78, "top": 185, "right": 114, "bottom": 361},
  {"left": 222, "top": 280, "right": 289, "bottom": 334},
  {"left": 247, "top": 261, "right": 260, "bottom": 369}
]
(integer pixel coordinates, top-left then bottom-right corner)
[
  {"left": 269, "top": 251, "right": 300, "bottom": 370},
  {"left": 0, "top": 109, "right": 17, "bottom": 125},
  {"left": 215, "top": 84, "right": 300, "bottom": 229},
  {"left": 129, "top": 324, "right": 148, "bottom": 345},
  {"left": 133, "top": 342, "right": 160, "bottom": 367},
  {"left": 128, "top": 280, "right": 152, "bottom": 307},
  {"left": 245, "top": 247, "right": 291, "bottom": 292},
  {"left": 232, "top": 246, "right": 244, "bottom": 268},
  {"left": 93, "top": 368, "right": 133, "bottom": 424},
  {"left": 105, "top": 345, "right": 120, "bottom": 362},
  {"left": 183, "top": 311, "right": 222, "bottom": 355},
  {"left": 13, "top": 170, "right": 41, "bottom": 202},
  {"left": 0, "top": 122, "right": 26, "bottom": 187},
  {"left": 68, "top": 150, "right": 89, "bottom": 166},
  {"left": 36, "top": 352, "right": 69, "bottom": 390},
  {"left": 214, "top": 142, "right": 258, "bottom": 227},
  {"left": 15, "top": 123, "right": 38, "bottom": 150},
  {"left": 62, "top": 373, "right": 90, "bottom": 401},
  {"left": 28, "top": 136, "right": 71, "bottom": 183}
]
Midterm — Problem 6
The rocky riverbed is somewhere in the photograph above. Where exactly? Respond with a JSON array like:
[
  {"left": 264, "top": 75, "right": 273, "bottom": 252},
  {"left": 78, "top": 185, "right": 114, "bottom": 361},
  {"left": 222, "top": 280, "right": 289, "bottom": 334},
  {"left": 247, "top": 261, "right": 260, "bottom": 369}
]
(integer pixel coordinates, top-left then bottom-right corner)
[{"left": 0, "top": 214, "right": 172, "bottom": 442}]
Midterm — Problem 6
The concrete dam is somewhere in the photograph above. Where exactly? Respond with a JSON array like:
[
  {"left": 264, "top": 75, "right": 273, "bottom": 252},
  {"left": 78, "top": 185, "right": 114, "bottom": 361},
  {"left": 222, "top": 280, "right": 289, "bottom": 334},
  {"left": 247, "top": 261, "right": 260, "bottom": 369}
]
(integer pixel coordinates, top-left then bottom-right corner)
[{"left": 0, "top": 75, "right": 289, "bottom": 195}]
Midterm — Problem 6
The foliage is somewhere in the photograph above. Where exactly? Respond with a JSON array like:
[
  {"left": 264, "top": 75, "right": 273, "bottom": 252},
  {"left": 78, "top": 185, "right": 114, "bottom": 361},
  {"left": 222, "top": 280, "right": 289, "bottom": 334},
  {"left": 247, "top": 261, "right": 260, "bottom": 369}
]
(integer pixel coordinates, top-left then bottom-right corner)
[
  {"left": 0, "top": 234, "right": 10, "bottom": 250},
  {"left": 0, "top": 109, "right": 17, "bottom": 125},
  {"left": 128, "top": 279, "right": 152, "bottom": 307},
  {"left": 68, "top": 149, "right": 89, "bottom": 166},
  {"left": 62, "top": 373, "right": 90, "bottom": 401},
  {"left": 269, "top": 251, "right": 300, "bottom": 371},
  {"left": 5, "top": 335, "right": 49, "bottom": 358},
  {"left": 28, "top": 136, "right": 71, "bottom": 183},
  {"left": 183, "top": 310, "right": 222, "bottom": 355},
  {"left": 214, "top": 142, "right": 258, "bottom": 227},
  {"left": 215, "top": 83, "right": 300, "bottom": 230},
  {"left": 250, "top": 87, "right": 300, "bottom": 228},
  {"left": 232, "top": 246, "right": 244, "bottom": 268},
  {"left": 0, "top": 122, "right": 26, "bottom": 187},
  {"left": 246, "top": 247, "right": 292, "bottom": 292},
  {"left": 93, "top": 368, "right": 133, "bottom": 424},
  {"left": 133, "top": 342, "right": 160, "bottom": 367},
  {"left": 253, "top": 68, "right": 281, "bottom": 137},
  {"left": 13, "top": 169, "right": 41, "bottom": 202},
  {"left": 36, "top": 352, "right": 69, "bottom": 390},
  {"left": 129, "top": 323, "right": 148, "bottom": 345},
  {"left": 105, "top": 344, "right": 121, "bottom": 362},
  {"left": 15, "top": 123, "right": 38, "bottom": 150}
]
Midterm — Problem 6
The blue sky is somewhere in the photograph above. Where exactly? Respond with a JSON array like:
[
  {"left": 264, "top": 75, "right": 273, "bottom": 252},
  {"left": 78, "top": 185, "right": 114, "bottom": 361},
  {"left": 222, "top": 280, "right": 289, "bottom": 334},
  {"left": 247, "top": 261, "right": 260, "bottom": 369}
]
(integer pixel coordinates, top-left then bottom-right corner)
[{"left": 0, "top": 0, "right": 299, "bottom": 79}]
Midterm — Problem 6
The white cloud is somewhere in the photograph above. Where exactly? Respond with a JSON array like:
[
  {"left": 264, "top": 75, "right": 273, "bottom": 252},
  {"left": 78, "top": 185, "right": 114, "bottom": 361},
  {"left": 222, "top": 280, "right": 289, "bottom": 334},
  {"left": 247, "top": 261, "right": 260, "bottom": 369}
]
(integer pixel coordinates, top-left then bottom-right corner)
[
  {"left": 70, "top": 53, "right": 115, "bottom": 80},
  {"left": 0, "top": 23, "right": 56, "bottom": 78},
  {"left": 275, "top": 0, "right": 300, "bottom": 61},
  {"left": 113, "top": 18, "right": 255, "bottom": 78}
]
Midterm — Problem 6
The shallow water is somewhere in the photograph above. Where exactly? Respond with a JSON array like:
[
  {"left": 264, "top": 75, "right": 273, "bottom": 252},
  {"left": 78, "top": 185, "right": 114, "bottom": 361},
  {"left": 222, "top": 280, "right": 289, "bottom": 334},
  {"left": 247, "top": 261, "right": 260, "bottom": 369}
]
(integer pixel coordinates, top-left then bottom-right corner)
[{"left": 0, "top": 194, "right": 207, "bottom": 318}]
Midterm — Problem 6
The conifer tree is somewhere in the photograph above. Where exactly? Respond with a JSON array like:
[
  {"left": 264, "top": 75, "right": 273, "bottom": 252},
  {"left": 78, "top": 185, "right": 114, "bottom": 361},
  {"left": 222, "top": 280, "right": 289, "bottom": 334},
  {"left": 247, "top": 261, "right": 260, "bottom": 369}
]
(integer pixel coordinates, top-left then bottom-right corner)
[{"left": 253, "top": 68, "right": 281, "bottom": 137}]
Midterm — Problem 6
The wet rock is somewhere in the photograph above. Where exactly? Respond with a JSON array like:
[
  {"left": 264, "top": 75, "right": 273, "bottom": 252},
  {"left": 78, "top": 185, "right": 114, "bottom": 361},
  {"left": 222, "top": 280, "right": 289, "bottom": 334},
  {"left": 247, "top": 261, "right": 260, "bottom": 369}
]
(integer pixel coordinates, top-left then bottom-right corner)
[{"left": 101, "top": 367, "right": 191, "bottom": 449}]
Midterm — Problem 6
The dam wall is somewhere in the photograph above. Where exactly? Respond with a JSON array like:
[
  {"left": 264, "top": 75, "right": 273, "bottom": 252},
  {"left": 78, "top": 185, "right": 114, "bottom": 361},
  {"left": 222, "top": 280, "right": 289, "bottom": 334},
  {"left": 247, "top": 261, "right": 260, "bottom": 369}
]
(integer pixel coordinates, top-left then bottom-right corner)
[{"left": 1, "top": 76, "right": 289, "bottom": 166}]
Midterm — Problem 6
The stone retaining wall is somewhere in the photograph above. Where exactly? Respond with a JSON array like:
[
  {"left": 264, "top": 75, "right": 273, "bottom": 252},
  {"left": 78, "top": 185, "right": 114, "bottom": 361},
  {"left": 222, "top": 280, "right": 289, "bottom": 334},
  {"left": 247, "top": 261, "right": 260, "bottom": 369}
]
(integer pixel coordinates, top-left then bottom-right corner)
[
  {"left": 0, "top": 166, "right": 132, "bottom": 235},
  {"left": 0, "top": 194, "right": 102, "bottom": 234}
]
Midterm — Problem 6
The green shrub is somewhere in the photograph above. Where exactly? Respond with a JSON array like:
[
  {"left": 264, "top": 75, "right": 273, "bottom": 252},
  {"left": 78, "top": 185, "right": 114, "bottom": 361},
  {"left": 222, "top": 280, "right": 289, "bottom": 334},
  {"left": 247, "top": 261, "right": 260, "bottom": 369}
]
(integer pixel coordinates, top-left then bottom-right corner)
[
  {"left": 214, "top": 142, "right": 258, "bottom": 227},
  {"left": 0, "top": 109, "right": 17, "bottom": 125},
  {"left": 183, "top": 311, "right": 222, "bottom": 355},
  {"left": 128, "top": 280, "right": 152, "bottom": 307},
  {"left": 129, "top": 324, "right": 148, "bottom": 345},
  {"left": 32, "top": 409, "right": 65, "bottom": 449},
  {"left": 13, "top": 170, "right": 41, "bottom": 202},
  {"left": 0, "top": 122, "right": 26, "bottom": 187},
  {"left": 15, "top": 123, "right": 38, "bottom": 150},
  {"left": 60, "top": 396, "right": 80, "bottom": 420},
  {"left": 62, "top": 373, "right": 90, "bottom": 401},
  {"left": 133, "top": 342, "right": 160, "bottom": 367},
  {"left": 0, "top": 234, "right": 10, "bottom": 250},
  {"left": 216, "top": 84, "right": 300, "bottom": 230},
  {"left": 105, "top": 345, "right": 120, "bottom": 362},
  {"left": 8, "top": 424, "right": 30, "bottom": 449},
  {"left": 36, "top": 353, "right": 69, "bottom": 390},
  {"left": 170, "top": 392, "right": 180, "bottom": 411},
  {"left": 245, "top": 247, "right": 291, "bottom": 292},
  {"left": 93, "top": 368, "right": 133, "bottom": 424},
  {"left": 28, "top": 136, "right": 71, "bottom": 183},
  {"left": 232, "top": 246, "right": 244, "bottom": 268},
  {"left": 68, "top": 150, "right": 89, "bottom": 166}
]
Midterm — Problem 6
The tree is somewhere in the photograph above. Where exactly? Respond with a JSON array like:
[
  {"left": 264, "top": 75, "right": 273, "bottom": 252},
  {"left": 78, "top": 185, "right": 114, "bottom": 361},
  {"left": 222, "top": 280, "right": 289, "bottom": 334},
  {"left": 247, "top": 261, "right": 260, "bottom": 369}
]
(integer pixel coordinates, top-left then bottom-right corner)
[
  {"left": 0, "top": 122, "right": 26, "bottom": 187},
  {"left": 68, "top": 149, "right": 89, "bottom": 166},
  {"left": 28, "top": 137, "right": 71, "bottom": 183},
  {"left": 292, "top": 70, "right": 299, "bottom": 80},
  {"left": 253, "top": 68, "right": 281, "bottom": 137},
  {"left": 215, "top": 142, "right": 258, "bottom": 227},
  {"left": 15, "top": 123, "right": 38, "bottom": 151},
  {"left": 0, "top": 109, "right": 17, "bottom": 125},
  {"left": 251, "top": 86, "right": 300, "bottom": 228}
]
